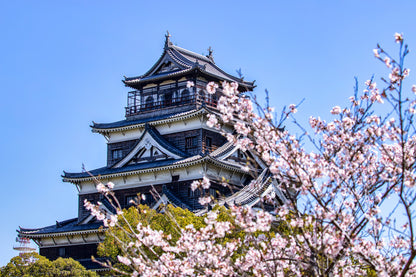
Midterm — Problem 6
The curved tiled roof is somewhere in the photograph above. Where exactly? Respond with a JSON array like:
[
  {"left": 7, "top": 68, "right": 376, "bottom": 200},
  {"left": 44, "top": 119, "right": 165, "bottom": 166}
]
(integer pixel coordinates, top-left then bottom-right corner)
[
  {"left": 171, "top": 45, "right": 212, "bottom": 64},
  {"left": 210, "top": 141, "right": 236, "bottom": 159},
  {"left": 19, "top": 218, "right": 104, "bottom": 238},
  {"left": 91, "top": 107, "right": 207, "bottom": 133},
  {"left": 124, "top": 68, "right": 194, "bottom": 85},
  {"left": 63, "top": 159, "right": 180, "bottom": 180},
  {"left": 122, "top": 40, "right": 254, "bottom": 89},
  {"left": 63, "top": 155, "right": 248, "bottom": 183},
  {"left": 169, "top": 46, "right": 252, "bottom": 87}
]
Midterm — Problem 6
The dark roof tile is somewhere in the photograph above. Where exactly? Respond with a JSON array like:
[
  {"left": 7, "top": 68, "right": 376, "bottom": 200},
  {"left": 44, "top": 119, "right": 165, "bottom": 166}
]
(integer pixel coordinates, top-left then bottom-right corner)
[
  {"left": 123, "top": 41, "right": 254, "bottom": 89},
  {"left": 63, "top": 159, "right": 180, "bottom": 179},
  {"left": 92, "top": 108, "right": 203, "bottom": 130},
  {"left": 19, "top": 218, "right": 103, "bottom": 236}
]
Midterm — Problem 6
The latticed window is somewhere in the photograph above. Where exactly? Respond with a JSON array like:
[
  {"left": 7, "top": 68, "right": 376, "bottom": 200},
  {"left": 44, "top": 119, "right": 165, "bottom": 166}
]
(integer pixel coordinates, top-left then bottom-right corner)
[
  {"left": 163, "top": 92, "right": 173, "bottom": 107},
  {"left": 112, "top": 149, "right": 123, "bottom": 160},
  {"left": 185, "top": 136, "right": 197, "bottom": 150},
  {"left": 181, "top": 89, "right": 191, "bottom": 103},
  {"left": 145, "top": 96, "right": 154, "bottom": 110},
  {"left": 205, "top": 137, "right": 212, "bottom": 151},
  {"left": 58, "top": 247, "right": 65, "bottom": 257}
]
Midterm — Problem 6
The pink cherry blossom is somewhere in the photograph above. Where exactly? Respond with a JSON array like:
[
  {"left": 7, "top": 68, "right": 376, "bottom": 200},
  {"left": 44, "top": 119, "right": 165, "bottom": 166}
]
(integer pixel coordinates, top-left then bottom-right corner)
[
  {"left": 394, "top": 32, "right": 403, "bottom": 43},
  {"left": 331, "top": 106, "right": 341, "bottom": 115},
  {"left": 206, "top": 81, "right": 218, "bottom": 94}
]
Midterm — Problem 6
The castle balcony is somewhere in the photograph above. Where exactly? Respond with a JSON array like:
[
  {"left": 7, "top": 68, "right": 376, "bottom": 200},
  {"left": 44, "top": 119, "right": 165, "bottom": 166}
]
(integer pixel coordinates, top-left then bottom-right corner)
[{"left": 125, "top": 91, "right": 217, "bottom": 117}]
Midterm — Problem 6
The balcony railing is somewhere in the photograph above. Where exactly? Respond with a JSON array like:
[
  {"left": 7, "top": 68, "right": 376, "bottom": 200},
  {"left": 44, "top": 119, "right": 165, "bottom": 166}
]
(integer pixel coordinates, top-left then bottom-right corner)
[{"left": 125, "top": 95, "right": 217, "bottom": 117}]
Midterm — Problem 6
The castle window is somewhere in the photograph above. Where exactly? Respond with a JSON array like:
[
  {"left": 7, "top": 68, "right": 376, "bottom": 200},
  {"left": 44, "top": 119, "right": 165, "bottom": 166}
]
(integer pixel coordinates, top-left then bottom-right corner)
[
  {"left": 112, "top": 149, "right": 123, "bottom": 160},
  {"left": 198, "top": 89, "right": 205, "bottom": 101},
  {"left": 145, "top": 96, "right": 154, "bottom": 110},
  {"left": 209, "top": 94, "right": 217, "bottom": 106},
  {"left": 172, "top": 175, "right": 180, "bottom": 182},
  {"left": 185, "top": 136, "right": 198, "bottom": 151},
  {"left": 58, "top": 247, "right": 65, "bottom": 257},
  {"left": 205, "top": 137, "right": 212, "bottom": 152},
  {"left": 181, "top": 89, "right": 191, "bottom": 103},
  {"left": 163, "top": 92, "right": 172, "bottom": 107}
]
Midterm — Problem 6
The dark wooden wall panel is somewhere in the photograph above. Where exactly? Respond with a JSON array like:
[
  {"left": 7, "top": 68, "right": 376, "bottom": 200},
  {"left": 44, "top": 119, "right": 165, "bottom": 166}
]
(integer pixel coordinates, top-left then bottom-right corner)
[
  {"left": 163, "top": 129, "right": 202, "bottom": 155},
  {"left": 40, "top": 243, "right": 98, "bottom": 260},
  {"left": 107, "top": 139, "right": 138, "bottom": 166},
  {"left": 78, "top": 185, "right": 163, "bottom": 220}
]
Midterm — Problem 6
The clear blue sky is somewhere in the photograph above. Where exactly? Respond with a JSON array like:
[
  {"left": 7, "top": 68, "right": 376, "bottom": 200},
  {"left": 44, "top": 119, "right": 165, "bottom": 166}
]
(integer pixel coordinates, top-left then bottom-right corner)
[{"left": 1, "top": 0, "right": 416, "bottom": 266}]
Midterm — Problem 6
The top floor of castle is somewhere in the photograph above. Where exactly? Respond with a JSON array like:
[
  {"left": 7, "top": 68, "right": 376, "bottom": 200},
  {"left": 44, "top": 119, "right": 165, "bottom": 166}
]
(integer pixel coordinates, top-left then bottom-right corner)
[{"left": 121, "top": 33, "right": 255, "bottom": 121}]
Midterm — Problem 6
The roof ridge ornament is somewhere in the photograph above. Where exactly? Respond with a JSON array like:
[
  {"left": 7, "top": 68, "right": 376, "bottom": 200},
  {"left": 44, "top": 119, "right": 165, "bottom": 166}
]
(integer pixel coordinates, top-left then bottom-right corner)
[
  {"left": 207, "top": 46, "right": 214, "bottom": 63},
  {"left": 164, "top": 31, "right": 172, "bottom": 49}
]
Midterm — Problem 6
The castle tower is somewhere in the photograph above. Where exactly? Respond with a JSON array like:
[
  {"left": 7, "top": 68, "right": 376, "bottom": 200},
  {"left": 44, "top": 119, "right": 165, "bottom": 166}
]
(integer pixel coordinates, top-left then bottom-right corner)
[{"left": 18, "top": 35, "right": 284, "bottom": 270}]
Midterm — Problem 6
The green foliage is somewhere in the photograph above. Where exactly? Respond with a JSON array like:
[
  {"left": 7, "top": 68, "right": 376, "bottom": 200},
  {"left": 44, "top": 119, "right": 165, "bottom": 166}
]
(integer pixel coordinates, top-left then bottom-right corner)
[
  {"left": 98, "top": 204, "right": 378, "bottom": 275},
  {"left": 97, "top": 204, "right": 205, "bottom": 261},
  {"left": 98, "top": 204, "right": 283, "bottom": 269},
  {"left": 0, "top": 252, "right": 98, "bottom": 277}
]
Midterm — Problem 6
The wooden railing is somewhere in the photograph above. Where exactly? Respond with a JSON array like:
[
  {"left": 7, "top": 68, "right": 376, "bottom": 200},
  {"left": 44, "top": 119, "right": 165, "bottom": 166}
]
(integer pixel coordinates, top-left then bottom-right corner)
[{"left": 125, "top": 95, "right": 217, "bottom": 117}]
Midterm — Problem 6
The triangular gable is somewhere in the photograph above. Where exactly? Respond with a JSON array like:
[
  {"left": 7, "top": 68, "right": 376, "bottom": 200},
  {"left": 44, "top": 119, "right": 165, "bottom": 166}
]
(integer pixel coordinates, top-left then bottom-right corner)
[
  {"left": 154, "top": 61, "right": 180, "bottom": 75},
  {"left": 213, "top": 143, "right": 267, "bottom": 170},
  {"left": 131, "top": 145, "right": 167, "bottom": 164},
  {"left": 113, "top": 127, "right": 186, "bottom": 168},
  {"left": 143, "top": 51, "right": 187, "bottom": 78}
]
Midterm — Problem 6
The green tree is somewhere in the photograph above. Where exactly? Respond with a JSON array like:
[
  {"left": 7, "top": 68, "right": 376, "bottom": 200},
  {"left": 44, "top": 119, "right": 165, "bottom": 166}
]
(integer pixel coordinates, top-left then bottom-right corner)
[
  {"left": 1, "top": 252, "right": 98, "bottom": 277},
  {"left": 97, "top": 203, "right": 284, "bottom": 273},
  {"left": 97, "top": 204, "right": 205, "bottom": 261}
]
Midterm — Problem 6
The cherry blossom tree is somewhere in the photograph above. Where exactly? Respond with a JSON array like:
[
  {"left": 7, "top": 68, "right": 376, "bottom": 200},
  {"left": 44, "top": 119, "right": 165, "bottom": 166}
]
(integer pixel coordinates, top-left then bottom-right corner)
[{"left": 85, "top": 33, "right": 416, "bottom": 276}]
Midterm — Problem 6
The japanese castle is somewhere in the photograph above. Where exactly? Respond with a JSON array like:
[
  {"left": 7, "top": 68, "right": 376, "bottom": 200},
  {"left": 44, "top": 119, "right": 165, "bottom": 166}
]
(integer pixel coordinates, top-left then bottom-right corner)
[{"left": 18, "top": 34, "right": 285, "bottom": 270}]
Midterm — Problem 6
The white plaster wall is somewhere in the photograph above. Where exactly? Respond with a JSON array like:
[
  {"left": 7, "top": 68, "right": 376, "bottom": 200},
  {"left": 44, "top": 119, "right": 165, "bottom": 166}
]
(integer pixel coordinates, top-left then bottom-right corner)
[
  {"left": 107, "top": 117, "right": 206, "bottom": 143},
  {"left": 39, "top": 233, "right": 102, "bottom": 247},
  {"left": 78, "top": 163, "right": 246, "bottom": 195}
]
